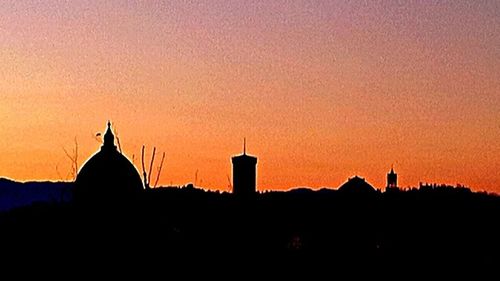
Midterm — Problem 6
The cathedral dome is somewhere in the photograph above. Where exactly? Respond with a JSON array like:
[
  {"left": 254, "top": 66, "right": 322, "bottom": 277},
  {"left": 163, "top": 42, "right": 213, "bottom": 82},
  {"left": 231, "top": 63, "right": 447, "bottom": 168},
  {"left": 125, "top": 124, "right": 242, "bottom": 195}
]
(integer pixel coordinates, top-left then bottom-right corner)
[{"left": 74, "top": 122, "right": 143, "bottom": 202}]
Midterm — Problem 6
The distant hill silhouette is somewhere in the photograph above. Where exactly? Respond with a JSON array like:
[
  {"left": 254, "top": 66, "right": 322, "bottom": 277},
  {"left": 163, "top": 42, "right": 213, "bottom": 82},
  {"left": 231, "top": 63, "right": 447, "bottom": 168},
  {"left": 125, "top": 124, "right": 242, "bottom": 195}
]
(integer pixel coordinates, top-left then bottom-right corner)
[
  {"left": 0, "top": 183, "right": 499, "bottom": 275},
  {"left": 0, "top": 178, "right": 72, "bottom": 211}
]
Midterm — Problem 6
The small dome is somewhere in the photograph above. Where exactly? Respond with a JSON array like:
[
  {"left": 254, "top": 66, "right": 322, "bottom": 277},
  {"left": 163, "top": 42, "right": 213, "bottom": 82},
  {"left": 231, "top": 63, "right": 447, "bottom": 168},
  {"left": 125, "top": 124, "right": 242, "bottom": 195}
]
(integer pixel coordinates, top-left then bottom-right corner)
[
  {"left": 338, "top": 176, "right": 376, "bottom": 193},
  {"left": 74, "top": 122, "right": 143, "bottom": 203}
]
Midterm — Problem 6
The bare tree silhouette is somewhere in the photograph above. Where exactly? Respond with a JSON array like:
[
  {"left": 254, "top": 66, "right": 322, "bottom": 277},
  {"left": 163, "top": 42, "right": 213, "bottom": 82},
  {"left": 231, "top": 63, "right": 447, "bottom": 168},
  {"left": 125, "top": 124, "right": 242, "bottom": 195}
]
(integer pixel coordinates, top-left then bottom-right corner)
[
  {"left": 195, "top": 169, "right": 199, "bottom": 186},
  {"left": 62, "top": 137, "right": 78, "bottom": 181},
  {"left": 227, "top": 174, "right": 232, "bottom": 191},
  {"left": 148, "top": 147, "right": 156, "bottom": 187},
  {"left": 55, "top": 164, "right": 63, "bottom": 181},
  {"left": 141, "top": 145, "right": 148, "bottom": 189},
  {"left": 153, "top": 152, "right": 166, "bottom": 188},
  {"left": 142, "top": 145, "right": 165, "bottom": 189},
  {"left": 114, "top": 125, "right": 122, "bottom": 154}
]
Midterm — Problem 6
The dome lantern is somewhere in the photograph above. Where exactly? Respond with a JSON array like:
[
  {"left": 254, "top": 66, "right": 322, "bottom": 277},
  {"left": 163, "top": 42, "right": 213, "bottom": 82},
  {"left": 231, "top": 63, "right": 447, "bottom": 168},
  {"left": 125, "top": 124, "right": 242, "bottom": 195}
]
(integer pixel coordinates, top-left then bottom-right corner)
[{"left": 102, "top": 121, "right": 116, "bottom": 152}]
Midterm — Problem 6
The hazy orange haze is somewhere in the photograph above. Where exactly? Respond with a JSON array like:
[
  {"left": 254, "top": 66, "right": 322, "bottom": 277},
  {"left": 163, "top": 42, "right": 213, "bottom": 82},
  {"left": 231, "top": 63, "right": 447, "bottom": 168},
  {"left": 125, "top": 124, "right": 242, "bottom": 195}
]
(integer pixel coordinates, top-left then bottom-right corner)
[{"left": 0, "top": 1, "right": 499, "bottom": 192}]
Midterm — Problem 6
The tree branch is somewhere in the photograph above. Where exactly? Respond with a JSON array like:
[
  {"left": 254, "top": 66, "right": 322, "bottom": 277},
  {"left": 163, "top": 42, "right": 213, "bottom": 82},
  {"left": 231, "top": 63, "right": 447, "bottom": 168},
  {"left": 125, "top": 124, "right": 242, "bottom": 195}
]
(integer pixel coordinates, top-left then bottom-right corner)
[
  {"left": 153, "top": 152, "right": 166, "bottom": 188},
  {"left": 141, "top": 145, "right": 148, "bottom": 189},
  {"left": 148, "top": 147, "right": 156, "bottom": 186}
]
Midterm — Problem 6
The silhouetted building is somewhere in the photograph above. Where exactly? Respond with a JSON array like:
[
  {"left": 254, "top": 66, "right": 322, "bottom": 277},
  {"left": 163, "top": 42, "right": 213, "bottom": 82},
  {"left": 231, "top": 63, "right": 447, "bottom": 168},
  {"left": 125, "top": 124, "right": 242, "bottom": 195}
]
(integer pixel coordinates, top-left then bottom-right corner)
[
  {"left": 74, "top": 121, "right": 143, "bottom": 203},
  {"left": 231, "top": 139, "right": 257, "bottom": 197},
  {"left": 387, "top": 167, "right": 398, "bottom": 190},
  {"left": 338, "top": 176, "right": 376, "bottom": 194}
]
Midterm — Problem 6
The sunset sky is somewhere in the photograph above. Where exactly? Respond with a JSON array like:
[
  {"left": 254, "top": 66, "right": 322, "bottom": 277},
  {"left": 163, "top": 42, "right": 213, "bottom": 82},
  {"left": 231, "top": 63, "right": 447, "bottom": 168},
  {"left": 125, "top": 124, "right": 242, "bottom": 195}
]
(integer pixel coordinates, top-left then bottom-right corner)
[{"left": 1, "top": 1, "right": 499, "bottom": 192}]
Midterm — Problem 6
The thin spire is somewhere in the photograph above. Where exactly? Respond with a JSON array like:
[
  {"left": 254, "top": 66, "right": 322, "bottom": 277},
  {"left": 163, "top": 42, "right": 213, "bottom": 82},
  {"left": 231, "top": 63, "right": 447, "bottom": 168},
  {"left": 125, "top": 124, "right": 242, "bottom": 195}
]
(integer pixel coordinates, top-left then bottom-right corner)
[
  {"left": 243, "top": 138, "right": 246, "bottom": 155},
  {"left": 103, "top": 120, "right": 115, "bottom": 150}
]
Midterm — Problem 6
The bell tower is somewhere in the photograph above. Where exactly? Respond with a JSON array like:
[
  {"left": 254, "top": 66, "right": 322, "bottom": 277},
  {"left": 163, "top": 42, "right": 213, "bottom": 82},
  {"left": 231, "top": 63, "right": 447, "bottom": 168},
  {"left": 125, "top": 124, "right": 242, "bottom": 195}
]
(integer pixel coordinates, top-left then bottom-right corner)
[
  {"left": 231, "top": 138, "right": 257, "bottom": 197},
  {"left": 387, "top": 166, "right": 398, "bottom": 190}
]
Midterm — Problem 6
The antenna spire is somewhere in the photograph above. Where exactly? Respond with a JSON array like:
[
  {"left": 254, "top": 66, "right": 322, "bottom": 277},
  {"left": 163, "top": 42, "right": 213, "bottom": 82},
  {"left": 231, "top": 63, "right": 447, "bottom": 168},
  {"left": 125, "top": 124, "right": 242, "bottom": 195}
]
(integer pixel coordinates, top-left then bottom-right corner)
[{"left": 243, "top": 138, "right": 246, "bottom": 155}]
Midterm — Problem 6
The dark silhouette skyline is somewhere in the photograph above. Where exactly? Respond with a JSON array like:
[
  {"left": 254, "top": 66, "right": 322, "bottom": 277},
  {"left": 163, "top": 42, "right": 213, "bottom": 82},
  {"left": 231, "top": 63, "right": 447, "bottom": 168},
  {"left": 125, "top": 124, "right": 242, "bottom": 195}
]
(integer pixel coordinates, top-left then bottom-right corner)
[
  {"left": 1, "top": 1, "right": 499, "bottom": 275},
  {"left": 0, "top": 121, "right": 485, "bottom": 210},
  {"left": 1, "top": 179, "right": 498, "bottom": 274},
  {"left": 0, "top": 120, "right": 499, "bottom": 275}
]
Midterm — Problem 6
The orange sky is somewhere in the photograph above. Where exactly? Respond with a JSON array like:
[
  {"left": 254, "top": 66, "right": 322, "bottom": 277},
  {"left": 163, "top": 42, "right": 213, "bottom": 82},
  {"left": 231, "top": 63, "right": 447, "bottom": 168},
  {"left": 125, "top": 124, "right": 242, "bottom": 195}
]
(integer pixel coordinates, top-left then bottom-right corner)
[{"left": 1, "top": 1, "right": 499, "bottom": 192}]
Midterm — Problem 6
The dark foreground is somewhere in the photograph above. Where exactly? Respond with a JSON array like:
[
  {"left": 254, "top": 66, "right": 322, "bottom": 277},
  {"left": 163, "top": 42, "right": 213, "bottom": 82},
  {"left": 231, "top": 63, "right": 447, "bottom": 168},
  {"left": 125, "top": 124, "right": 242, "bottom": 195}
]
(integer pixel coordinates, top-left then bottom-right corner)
[{"left": 1, "top": 186, "right": 499, "bottom": 275}]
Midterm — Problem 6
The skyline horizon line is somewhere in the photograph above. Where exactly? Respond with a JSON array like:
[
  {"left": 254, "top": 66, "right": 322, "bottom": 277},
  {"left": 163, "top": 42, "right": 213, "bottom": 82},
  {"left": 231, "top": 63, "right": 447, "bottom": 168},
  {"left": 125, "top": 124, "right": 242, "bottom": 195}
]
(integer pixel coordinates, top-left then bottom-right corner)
[
  {"left": 0, "top": 175, "right": 480, "bottom": 194},
  {"left": 1, "top": 118, "right": 494, "bottom": 192}
]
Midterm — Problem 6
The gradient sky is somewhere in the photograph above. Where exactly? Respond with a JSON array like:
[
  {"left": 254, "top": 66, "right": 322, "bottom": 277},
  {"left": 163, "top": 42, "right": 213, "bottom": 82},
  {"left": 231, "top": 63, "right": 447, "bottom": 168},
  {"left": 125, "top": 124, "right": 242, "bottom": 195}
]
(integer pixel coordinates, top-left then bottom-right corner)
[{"left": 1, "top": 1, "right": 499, "bottom": 192}]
